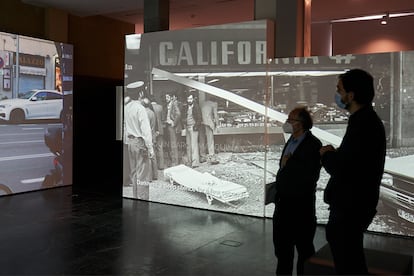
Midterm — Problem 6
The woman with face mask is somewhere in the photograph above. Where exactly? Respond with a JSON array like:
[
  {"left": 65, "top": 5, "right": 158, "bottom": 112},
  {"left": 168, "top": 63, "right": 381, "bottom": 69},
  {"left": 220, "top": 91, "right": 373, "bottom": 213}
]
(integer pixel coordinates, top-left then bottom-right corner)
[{"left": 270, "top": 106, "right": 322, "bottom": 275}]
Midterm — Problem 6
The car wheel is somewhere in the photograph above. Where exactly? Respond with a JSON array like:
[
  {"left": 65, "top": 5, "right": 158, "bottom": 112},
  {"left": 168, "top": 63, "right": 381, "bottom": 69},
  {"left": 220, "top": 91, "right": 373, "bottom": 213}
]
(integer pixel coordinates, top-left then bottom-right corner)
[
  {"left": 10, "top": 109, "right": 25, "bottom": 124},
  {"left": 42, "top": 174, "right": 56, "bottom": 188},
  {"left": 0, "top": 184, "right": 12, "bottom": 195}
]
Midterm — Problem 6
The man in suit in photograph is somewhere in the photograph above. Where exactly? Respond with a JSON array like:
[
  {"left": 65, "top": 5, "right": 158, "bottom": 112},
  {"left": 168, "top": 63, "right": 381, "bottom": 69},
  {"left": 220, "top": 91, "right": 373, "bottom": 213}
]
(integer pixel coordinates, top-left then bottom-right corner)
[
  {"left": 200, "top": 96, "right": 219, "bottom": 164},
  {"left": 164, "top": 91, "right": 182, "bottom": 167},
  {"left": 150, "top": 96, "right": 165, "bottom": 170}
]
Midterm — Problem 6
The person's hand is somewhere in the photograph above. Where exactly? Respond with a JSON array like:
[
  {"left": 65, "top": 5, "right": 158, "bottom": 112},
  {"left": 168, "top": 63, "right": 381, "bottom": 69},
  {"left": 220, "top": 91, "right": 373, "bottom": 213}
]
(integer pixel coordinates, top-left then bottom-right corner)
[
  {"left": 148, "top": 147, "right": 155, "bottom": 159},
  {"left": 320, "top": 145, "right": 335, "bottom": 156},
  {"left": 166, "top": 119, "right": 174, "bottom": 127}
]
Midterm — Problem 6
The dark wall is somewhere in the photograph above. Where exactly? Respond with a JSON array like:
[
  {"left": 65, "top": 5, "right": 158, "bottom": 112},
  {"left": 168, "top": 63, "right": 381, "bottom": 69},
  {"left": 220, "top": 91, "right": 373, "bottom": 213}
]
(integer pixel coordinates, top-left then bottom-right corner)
[
  {"left": 0, "top": 1, "right": 45, "bottom": 39},
  {"left": 0, "top": 1, "right": 133, "bottom": 198},
  {"left": 72, "top": 76, "right": 123, "bottom": 196}
]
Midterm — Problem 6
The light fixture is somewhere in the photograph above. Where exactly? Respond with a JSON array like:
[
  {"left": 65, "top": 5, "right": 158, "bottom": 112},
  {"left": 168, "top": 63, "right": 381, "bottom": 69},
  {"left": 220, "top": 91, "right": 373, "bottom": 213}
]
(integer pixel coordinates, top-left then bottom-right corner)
[
  {"left": 381, "top": 13, "right": 389, "bottom": 25},
  {"left": 319, "top": 10, "right": 414, "bottom": 24}
]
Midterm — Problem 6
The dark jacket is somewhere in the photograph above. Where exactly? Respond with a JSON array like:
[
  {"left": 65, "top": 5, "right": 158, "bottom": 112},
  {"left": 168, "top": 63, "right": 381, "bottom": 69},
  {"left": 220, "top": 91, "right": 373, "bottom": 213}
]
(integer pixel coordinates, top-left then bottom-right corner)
[
  {"left": 322, "top": 106, "right": 386, "bottom": 217},
  {"left": 164, "top": 99, "right": 182, "bottom": 133},
  {"left": 274, "top": 131, "right": 322, "bottom": 209},
  {"left": 183, "top": 102, "right": 202, "bottom": 131},
  {"left": 151, "top": 102, "right": 164, "bottom": 136}
]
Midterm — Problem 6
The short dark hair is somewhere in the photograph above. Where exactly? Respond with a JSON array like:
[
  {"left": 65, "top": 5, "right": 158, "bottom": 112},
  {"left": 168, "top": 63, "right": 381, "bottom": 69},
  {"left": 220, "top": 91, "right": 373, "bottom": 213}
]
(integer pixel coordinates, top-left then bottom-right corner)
[
  {"left": 339, "top": 69, "right": 375, "bottom": 105},
  {"left": 294, "top": 106, "right": 313, "bottom": 130},
  {"left": 165, "top": 91, "right": 176, "bottom": 97},
  {"left": 187, "top": 92, "right": 196, "bottom": 99}
]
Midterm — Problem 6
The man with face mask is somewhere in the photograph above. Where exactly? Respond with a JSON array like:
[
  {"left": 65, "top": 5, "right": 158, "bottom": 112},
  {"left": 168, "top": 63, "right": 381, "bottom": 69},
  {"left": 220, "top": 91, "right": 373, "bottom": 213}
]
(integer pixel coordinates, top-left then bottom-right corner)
[
  {"left": 320, "top": 69, "right": 386, "bottom": 274},
  {"left": 272, "top": 106, "right": 322, "bottom": 275}
]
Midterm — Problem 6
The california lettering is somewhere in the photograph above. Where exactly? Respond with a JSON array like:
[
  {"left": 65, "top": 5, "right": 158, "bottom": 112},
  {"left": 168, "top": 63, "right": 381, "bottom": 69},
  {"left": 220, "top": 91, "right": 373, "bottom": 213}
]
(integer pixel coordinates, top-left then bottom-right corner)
[{"left": 159, "top": 41, "right": 267, "bottom": 66}]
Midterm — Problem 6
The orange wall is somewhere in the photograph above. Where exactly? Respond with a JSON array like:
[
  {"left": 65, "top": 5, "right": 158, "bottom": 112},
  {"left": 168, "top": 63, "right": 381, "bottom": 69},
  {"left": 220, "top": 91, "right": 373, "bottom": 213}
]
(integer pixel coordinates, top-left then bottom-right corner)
[
  {"left": 170, "top": 0, "right": 254, "bottom": 30},
  {"left": 3, "top": 0, "right": 414, "bottom": 77},
  {"left": 311, "top": 23, "right": 331, "bottom": 56},
  {"left": 68, "top": 15, "right": 134, "bottom": 79},
  {"left": 135, "top": 1, "right": 414, "bottom": 58},
  {"left": 312, "top": 0, "right": 414, "bottom": 23},
  {"left": 332, "top": 16, "right": 414, "bottom": 55},
  {"left": 45, "top": 8, "right": 69, "bottom": 44},
  {"left": 134, "top": 0, "right": 254, "bottom": 33}
]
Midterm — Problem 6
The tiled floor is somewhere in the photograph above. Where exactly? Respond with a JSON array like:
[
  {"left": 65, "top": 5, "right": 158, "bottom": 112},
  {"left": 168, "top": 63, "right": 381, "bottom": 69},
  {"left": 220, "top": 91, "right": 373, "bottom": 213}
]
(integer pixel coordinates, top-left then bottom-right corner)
[{"left": 0, "top": 186, "right": 412, "bottom": 275}]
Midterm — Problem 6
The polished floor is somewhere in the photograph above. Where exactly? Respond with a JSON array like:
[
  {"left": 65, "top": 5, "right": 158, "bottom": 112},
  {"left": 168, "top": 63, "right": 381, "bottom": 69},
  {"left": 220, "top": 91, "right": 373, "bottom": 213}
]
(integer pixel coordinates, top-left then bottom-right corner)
[{"left": 0, "top": 186, "right": 413, "bottom": 275}]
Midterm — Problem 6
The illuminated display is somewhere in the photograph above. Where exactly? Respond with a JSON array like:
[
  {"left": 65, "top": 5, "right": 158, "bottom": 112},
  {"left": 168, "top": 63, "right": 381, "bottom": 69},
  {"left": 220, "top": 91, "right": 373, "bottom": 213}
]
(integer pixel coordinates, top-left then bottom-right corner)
[
  {"left": 123, "top": 20, "right": 414, "bottom": 237},
  {"left": 0, "top": 32, "right": 73, "bottom": 196}
]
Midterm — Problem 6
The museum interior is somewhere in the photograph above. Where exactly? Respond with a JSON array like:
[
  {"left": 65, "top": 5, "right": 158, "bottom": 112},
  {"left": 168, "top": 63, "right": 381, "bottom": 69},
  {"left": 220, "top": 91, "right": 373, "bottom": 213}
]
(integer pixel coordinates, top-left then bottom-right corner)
[{"left": 0, "top": 0, "right": 413, "bottom": 274}]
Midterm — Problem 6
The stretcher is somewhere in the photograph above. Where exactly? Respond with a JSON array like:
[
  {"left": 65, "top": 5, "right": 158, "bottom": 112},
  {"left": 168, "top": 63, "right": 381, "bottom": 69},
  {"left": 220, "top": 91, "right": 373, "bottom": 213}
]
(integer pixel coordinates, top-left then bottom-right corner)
[{"left": 163, "top": 164, "right": 249, "bottom": 206}]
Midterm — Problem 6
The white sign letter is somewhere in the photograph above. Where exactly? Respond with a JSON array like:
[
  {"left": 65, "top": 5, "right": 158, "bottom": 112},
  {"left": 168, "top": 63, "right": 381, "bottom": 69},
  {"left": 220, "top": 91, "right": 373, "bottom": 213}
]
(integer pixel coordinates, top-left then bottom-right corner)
[
  {"left": 159, "top": 42, "right": 174, "bottom": 66},
  {"left": 177, "top": 42, "right": 194, "bottom": 65},
  {"left": 237, "top": 41, "right": 251, "bottom": 65},
  {"left": 222, "top": 41, "right": 234, "bottom": 65}
]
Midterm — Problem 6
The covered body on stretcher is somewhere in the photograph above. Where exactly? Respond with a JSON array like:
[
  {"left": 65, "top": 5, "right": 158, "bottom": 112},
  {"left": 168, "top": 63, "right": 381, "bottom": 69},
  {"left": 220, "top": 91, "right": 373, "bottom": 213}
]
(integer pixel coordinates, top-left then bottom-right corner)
[{"left": 163, "top": 164, "right": 249, "bottom": 205}]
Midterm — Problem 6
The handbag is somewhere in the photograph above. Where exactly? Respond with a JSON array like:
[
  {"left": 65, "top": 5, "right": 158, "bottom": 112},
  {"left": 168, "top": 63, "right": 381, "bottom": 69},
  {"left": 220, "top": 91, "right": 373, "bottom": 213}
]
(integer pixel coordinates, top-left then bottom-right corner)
[{"left": 265, "top": 181, "right": 277, "bottom": 205}]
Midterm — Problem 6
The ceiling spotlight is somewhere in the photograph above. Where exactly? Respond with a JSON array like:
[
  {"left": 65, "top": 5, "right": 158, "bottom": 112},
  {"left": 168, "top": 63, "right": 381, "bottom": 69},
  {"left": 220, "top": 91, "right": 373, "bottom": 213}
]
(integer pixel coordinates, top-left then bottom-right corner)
[{"left": 381, "top": 13, "right": 389, "bottom": 25}]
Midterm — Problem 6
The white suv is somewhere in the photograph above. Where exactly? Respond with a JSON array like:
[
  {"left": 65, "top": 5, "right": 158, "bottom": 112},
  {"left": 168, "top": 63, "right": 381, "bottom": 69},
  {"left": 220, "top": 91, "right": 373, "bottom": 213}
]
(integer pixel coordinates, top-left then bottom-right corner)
[{"left": 0, "top": 89, "right": 63, "bottom": 123}]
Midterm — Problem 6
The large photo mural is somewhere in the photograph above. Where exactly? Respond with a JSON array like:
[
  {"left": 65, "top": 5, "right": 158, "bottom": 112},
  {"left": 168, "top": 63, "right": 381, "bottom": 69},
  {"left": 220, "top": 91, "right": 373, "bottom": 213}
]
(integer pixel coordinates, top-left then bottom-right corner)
[
  {"left": 262, "top": 52, "right": 414, "bottom": 239},
  {"left": 123, "top": 20, "right": 414, "bottom": 237},
  {"left": 0, "top": 32, "right": 73, "bottom": 196},
  {"left": 123, "top": 20, "right": 272, "bottom": 218}
]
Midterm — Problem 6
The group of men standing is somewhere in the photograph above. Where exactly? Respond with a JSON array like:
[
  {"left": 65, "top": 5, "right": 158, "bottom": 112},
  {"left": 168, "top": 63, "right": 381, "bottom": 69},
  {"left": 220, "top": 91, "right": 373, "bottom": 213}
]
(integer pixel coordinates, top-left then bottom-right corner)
[
  {"left": 161, "top": 91, "right": 220, "bottom": 169},
  {"left": 123, "top": 84, "right": 220, "bottom": 194}
]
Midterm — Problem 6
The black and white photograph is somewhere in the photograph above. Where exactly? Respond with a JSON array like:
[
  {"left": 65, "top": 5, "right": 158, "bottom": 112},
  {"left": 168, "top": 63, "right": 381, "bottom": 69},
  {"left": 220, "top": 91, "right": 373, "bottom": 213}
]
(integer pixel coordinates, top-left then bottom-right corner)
[
  {"left": 262, "top": 52, "right": 414, "bottom": 238},
  {"left": 122, "top": 20, "right": 414, "bottom": 237},
  {"left": 123, "top": 20, "right": 272, "bottom": 216}
]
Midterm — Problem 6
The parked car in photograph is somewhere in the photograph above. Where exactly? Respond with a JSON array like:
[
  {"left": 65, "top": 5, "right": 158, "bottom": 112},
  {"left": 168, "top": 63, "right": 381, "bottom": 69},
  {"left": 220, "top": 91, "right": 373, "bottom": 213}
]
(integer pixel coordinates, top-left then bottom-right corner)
[
  {"left": 0, "top": 183, "right": 12, "bottom": 196},
  {"left": 380, "top": 155, "right": 414, "bottom": 224},
  {"left": 0, "top": 89, "right": 63, "bottom": 123}
]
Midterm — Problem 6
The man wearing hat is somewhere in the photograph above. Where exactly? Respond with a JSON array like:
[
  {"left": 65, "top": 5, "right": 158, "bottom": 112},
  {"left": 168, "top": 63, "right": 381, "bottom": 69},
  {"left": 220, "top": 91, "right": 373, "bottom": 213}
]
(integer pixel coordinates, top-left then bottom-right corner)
[{"left": 124, "top": 81, "right": 154, "bottom": 199}]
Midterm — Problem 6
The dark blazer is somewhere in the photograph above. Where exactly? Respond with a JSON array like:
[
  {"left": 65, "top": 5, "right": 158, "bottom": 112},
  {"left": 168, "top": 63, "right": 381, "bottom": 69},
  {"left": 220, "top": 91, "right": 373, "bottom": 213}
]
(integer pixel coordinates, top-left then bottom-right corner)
[
  {"left": 183, "top": 102, "right": 202, "bottom": 131},
  {"left": 151, "top": 102, "right": 164, "bottom": 135},
  {"left": 274, "top": 131, "right": 322, "bottom": 208},
  {"left": 201, "top": 100, "right": 219, "bottom": 130},
  {"left": 164, "top": 99, "right": 182, "bottom": 133},
  {"left": 322, "top": 106, "right": 386, "bottom": 217}
]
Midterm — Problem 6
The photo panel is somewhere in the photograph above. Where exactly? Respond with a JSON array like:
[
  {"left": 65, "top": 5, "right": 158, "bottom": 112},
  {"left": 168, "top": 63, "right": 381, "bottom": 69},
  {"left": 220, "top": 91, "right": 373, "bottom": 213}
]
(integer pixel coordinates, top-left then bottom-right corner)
[
  {"left": 0, "top": 32, "right": 73, "bottom": 196},
  {"left": 263, "top": 52, "right": 414, "bottom": 237},
  {"left": 123, "top": 20, "right": 273, "bottom": 217},
  {"left": 123, "top": 20, "right": 414, "bottom": 237}
]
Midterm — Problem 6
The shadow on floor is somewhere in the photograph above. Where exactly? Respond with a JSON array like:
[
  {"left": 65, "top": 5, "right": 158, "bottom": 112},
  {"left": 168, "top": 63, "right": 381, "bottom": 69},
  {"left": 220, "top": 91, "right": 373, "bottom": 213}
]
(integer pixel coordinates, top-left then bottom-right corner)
[{"left": 0, "top": 186, "right": 412, "bottom": 275}]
